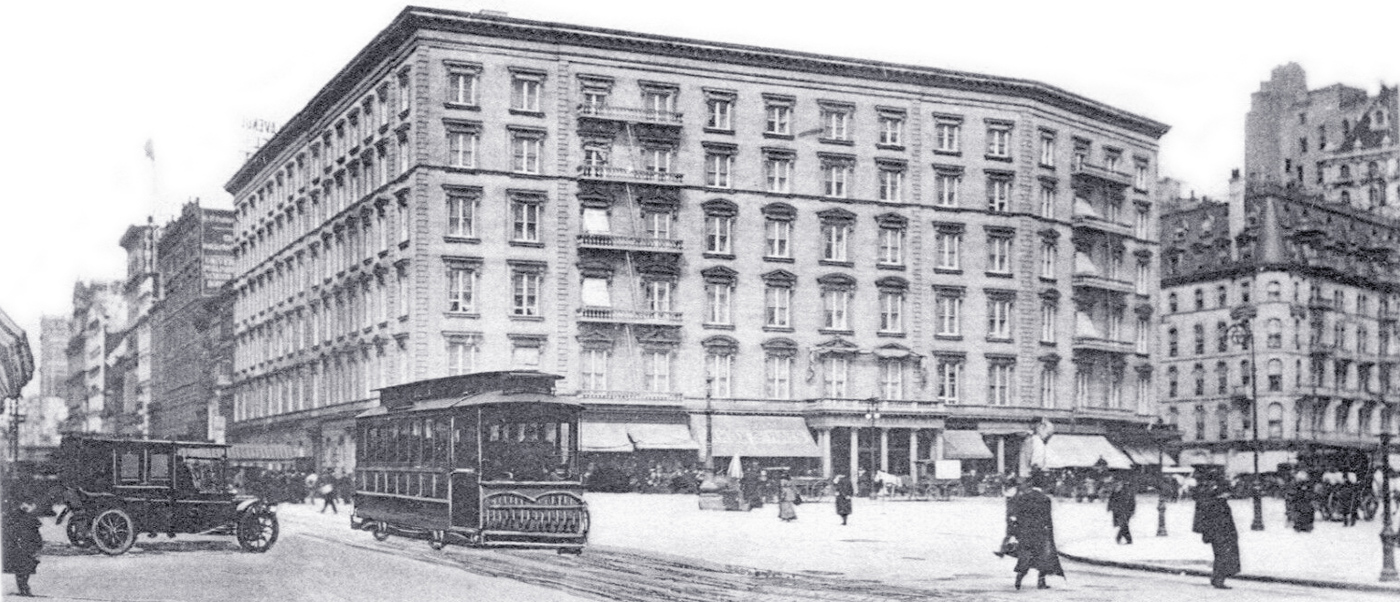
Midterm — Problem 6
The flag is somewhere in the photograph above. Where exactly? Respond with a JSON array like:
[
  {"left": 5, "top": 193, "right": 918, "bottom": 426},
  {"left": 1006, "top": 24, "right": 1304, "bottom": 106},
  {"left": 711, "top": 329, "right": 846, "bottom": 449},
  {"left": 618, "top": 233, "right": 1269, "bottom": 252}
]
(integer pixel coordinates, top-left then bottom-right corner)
[{"left": 144, "top": 139, "right": 155, "bottom": 161}]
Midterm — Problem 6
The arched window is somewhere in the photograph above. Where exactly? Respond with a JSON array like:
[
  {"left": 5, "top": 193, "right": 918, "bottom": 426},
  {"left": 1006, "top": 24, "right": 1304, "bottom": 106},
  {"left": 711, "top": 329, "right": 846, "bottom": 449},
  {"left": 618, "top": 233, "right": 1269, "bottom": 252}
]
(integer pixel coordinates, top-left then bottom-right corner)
[
  {"left": 1267, "top": 359, "right": 1283, "bottom": 392},
  {"left": 1267, "top": 403, "right": 1284, "bottom": 439},
  {"left": 1335, "top": 402, "right": 1350, "bottom": 433},
  {"left": 1217, "top": 285, "right": 1228, "bottom": 307},
  {"left": 1266, "top": 318, "right": 1283, "bottom": 348},
  {"left": 1342, "top": 190, "right": 1352, "bottom": 204},
  {"left": 1193, "top": 324, "right": 1205, "bottom": 354},
  {"left": 1194, "top": 405, "right": 1206, "bottom": 440},
  {"left": 1216, "top": 321, "right": 1229, "bottom": 352},
  {"left": 1266, "top": 280, "right": 1281, "bottom": 300},
  {"left": 1216, "top": 361, "right": 1229, "bottom": 394},
  {"left": 1217, "top": 403, "right": 1230, "bottom": 440},
  {"left": 1168, "top": 293, "right": 1178, "bottom": 313},
  {"left": 1368, "top": 161, "right": 1380, "bottom": 178},
  {"left": 1194, "top": 288, "right": 1205, "bottom": 310},
  {"left": 1167, "top": 366, "right": 1179, "bottom": 398},
  {"left": 1168, "top": 328, "right": 1179, "bottom": 357},
  {"left": 1341, "top": 164, "right": 1352, "bottom": 180},
  {"left": 1193, "top": 363, "right": 1205, "bottom": 396},
  {"left": 1240, "top": 359, "right": 1251, "bottom": 387}
]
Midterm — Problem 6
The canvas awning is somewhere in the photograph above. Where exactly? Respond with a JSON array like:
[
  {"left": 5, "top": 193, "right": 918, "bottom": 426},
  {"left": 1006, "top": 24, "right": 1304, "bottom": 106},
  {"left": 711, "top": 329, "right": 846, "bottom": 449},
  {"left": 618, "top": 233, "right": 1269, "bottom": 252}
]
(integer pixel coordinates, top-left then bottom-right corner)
[
  {"left": 1225, "top": 450, "right": 1296, "bottom": 475},
  {"left": 580, "top": 421, "right": 634, "bottom": 452},
  {"left": 1119, "top": 445, "right": 1178, "bottom": 467},
  {"left": 228, "top": 444, "right": 305, "bottom": 461},
  {"left": 1043, "top": 434, "right": 1133, "bottom": 469},
  {"left": 710, "top": 415, "right": 821, "bottom": 458},
  {"left": 942, "top": 430, "right": 994, "bottom": 460},
  {"left": 0, "top": 307, "right": 34, "bottom": 400},
  {"left": 627, "top": 423, "right": 698, "bottom": 450}
]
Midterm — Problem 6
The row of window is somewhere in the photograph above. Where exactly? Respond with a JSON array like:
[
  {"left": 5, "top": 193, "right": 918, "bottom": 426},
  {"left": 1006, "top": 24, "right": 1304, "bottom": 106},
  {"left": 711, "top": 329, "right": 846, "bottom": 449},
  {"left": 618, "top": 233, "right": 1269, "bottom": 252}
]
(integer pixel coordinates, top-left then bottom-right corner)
[
  {"left": 1166, "top": 280, "right": 1396, "bottom": 317},
  {"left": 1171, "top": 398, "right": 1399, "bottom": 443},
  {"left": 1166, "top": 316, "right": 1399, "bottom": 359},
  {"left": 1165, "top": 356, "right": 1400, "bottom": 400}
]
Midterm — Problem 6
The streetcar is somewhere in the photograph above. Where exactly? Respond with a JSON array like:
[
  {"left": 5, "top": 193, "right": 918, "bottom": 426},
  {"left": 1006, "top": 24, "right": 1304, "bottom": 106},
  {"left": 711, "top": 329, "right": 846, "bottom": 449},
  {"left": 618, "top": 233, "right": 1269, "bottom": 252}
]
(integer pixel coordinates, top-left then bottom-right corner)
[
  {"left": 55, "top": 435, "right": 279, "bottom": 555},
  {"left": 351, "top": 371, "right": 589, "bottom": 553}
]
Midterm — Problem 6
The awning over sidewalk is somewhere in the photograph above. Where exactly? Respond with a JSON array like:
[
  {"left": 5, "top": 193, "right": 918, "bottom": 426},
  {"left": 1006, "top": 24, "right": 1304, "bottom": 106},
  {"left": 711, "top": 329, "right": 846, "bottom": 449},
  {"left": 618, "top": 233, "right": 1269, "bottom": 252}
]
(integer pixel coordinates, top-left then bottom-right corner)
[
  {"left": 942, "top": 430, "right": 994, "bottom": 460},
  {"left": 628, "top": 423, "right": 699, "bottom": 450},
  {"left": 1119, "top": 445, "right": 1178, "bottom": 467},
  {"left": 581, "top": 421, "right": 635, "bottom": 452},
  {"left": 710, "top": 415, "right": 821, "bottom": 458},
  {"left": 1225, "top": 450, "right": 1296, "bottom": 475},
  {"left": 228, "top": 443, "right": 305, "bottom": 461},
  {"left": 1043, "top": 434, "right": 1133, "bottom": 469}
]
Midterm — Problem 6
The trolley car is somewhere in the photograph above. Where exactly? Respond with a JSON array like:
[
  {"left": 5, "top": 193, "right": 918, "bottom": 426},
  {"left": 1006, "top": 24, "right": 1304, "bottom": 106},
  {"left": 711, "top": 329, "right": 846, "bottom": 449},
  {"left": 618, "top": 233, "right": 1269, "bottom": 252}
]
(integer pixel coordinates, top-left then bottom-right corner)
[{"left": 351, "top": 371, "right": 589, "bottom": 553}]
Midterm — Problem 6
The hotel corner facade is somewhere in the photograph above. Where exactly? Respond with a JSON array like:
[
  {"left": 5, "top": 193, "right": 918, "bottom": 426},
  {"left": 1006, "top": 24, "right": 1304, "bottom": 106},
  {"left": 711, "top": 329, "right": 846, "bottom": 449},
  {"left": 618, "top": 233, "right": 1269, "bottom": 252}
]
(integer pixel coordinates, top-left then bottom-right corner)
[{"left": 224, "top": 7, "right": 1169, "bottom": 479}]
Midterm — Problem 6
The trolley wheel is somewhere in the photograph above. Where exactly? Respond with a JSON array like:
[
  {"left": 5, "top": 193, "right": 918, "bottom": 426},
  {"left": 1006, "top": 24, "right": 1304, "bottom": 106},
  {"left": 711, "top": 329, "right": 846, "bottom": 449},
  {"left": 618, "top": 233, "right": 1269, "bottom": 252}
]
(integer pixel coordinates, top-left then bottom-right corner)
[
  {"left": 236, "top": 505, "right": 280, "bottom": 553},
  {"left": 91, "top": 508, "right": 136, "bottom": 556},
  {"left": 373, "top": 522, "right": 391, "bottom": 541}
]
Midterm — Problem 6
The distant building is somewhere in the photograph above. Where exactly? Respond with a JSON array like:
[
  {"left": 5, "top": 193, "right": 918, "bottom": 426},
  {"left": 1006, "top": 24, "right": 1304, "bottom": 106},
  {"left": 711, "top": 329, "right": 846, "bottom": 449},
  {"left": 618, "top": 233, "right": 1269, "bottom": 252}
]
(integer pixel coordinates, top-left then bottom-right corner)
[
  {"left": 106, "top": 221, "right": 161, "bottom": 437},
  {"left": 1245, "top": 63, "right": 1398, "bottom": 215},
  {"left": 1159, "top": 176, "right": 1400, "bottom": 469},
  {"left": 225, "top": 7, "right": 1169, "bottom": 479},
  {"left": 62, "top": 281, "right": 124, "bottom": 433},
  {"left": 37, "top": 316, "right": 69, "bottom": 400},
  {"left": 151, "top": 202, "right": 236, "bottom": 441}
]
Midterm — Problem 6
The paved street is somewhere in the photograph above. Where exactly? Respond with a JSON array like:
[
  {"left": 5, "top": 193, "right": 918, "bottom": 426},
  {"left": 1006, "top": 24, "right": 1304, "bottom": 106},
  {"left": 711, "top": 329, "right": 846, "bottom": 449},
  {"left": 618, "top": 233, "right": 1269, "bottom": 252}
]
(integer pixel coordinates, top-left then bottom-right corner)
[{"left": 15, "top": 494, "right": 1400, "bottom": 601}]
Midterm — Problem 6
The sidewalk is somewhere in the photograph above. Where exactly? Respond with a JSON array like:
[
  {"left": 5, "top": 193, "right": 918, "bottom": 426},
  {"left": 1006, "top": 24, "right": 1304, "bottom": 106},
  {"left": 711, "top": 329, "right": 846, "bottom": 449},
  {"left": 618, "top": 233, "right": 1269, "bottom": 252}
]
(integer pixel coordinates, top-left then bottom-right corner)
[{"left": 1055, "top": 496, "right": 1400, "bottom": 592}]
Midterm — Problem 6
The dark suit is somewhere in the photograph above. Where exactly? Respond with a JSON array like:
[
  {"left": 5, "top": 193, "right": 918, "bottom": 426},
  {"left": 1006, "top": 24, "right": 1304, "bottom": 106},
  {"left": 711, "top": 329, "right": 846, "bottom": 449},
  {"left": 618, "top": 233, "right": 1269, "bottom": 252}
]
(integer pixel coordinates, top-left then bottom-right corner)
[{"left": 1107, "top": 487, "right": 1136, "bottom": 544}]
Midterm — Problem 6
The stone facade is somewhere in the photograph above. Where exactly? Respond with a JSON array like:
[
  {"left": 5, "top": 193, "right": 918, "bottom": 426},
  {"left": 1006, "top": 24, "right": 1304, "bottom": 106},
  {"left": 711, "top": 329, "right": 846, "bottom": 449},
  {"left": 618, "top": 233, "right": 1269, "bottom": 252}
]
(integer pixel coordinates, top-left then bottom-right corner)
[{"left": 224, "top": 7, "right": 1168, "bottom": 477}]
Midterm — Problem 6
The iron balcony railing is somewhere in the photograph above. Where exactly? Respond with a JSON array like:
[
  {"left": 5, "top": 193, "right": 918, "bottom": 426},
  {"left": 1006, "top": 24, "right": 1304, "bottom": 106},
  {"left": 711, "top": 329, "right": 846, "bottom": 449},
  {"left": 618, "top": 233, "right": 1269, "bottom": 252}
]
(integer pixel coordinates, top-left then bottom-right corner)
[
  {"left": 1071, "top": 162, "right": 1134, "bottom": 188},
  {"left": 578, "top": 165, "right": 684, "bottom": 185},
  {"left": 577, "top": 104, "right": 683, "bottom": 125},
  {"left": 575, "top": 306, "right": 683, "bottom": 324},
  {"left": 577, "top": 233, "right": 683, "bottom": 252}
]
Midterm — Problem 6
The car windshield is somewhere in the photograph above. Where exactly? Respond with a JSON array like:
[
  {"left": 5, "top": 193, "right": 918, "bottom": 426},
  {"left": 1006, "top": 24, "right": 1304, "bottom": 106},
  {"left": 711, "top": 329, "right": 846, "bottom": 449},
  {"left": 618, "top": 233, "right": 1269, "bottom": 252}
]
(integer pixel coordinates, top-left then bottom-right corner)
[{"left": 177, "top": 448, "right": 230, "bottom": 493}]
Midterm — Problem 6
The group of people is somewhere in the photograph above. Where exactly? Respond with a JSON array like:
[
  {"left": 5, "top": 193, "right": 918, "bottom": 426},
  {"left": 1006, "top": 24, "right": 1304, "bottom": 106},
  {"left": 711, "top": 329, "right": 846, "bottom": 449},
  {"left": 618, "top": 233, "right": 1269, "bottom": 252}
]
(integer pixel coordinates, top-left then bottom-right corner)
[{"left": 993, "top": 469, "right": 1241, "bottom": 591}]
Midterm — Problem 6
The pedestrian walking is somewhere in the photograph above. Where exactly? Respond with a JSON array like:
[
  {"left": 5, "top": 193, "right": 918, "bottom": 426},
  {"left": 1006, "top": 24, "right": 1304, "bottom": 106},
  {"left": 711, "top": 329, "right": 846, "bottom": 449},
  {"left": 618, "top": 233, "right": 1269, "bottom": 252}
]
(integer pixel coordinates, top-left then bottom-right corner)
[
  {"left": 777, "top": 477, "right": 798, "bottom": 522},
  {"left": 1287, "top": 471, "right": 1315, "bottom": 532},
  {"left": 1192, "top": 473, "right": 1240, "bottom": 590},
  {"left": 1107, "top": 481, "right": 1136, "bottom": 544},
  {"left": 304, "top": 472, "right": 319, "bottom": 505},
  {"left": 3, "top": 495, "right": 42, "bottom": 597},
  {"left": 320, "top": 476, "right": 338, "bottom": 514},
  {"left": 833, "top": 474, "right": 854, "bottom": 525},
  {"left": 1340, "top": 472, "right": 1359, "bottom": 527},
  {"left": 1007, "top": 471, "right": 1064, "bottom": 590}
]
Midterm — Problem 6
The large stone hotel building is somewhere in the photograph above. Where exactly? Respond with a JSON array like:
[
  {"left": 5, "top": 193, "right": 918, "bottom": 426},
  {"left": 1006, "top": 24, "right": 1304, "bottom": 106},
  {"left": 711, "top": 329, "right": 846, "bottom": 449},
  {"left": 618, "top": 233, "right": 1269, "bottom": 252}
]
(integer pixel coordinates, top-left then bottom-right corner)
[{"left": 225, "top": 7, "right": 1169, "bottom": 480}]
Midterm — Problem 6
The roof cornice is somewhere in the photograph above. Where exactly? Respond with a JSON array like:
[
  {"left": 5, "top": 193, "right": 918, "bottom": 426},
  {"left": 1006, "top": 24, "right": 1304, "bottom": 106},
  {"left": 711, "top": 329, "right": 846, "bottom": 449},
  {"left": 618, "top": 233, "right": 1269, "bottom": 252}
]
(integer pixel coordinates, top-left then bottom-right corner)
[{"left": 227, "top": 5, "right": 1170, "bottom": 194}]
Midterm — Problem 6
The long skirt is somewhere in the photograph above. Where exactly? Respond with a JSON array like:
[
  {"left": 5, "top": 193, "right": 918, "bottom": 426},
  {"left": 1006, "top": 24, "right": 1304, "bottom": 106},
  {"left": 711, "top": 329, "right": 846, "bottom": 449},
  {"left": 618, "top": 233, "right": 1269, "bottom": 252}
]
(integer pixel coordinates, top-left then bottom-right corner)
[
  {"left": 778, "top": 501, "right": 797, "bottom": 521},
  {"left": 836, "top": 496, "right": 852, "bottom": 517},
  {"left": 1211, "top": 539, "right": 1241, "bottom": 578}
]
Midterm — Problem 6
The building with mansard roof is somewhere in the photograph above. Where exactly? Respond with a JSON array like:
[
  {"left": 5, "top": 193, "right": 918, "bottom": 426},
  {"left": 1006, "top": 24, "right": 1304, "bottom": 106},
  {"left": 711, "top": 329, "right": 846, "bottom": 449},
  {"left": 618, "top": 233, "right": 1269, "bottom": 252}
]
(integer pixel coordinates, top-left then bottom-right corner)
[
  {"left": 224, "top": 6, "right": 1168, "bottom": 481},
  {"left": 1159, "top": 176, "right": 1400, "bottom": 471}
]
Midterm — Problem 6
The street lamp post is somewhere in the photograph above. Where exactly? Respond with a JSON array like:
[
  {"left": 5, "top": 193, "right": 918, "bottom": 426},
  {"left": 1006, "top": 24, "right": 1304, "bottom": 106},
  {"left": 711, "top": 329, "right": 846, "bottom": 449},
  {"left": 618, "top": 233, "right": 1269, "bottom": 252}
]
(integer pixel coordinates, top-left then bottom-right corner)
[
  {"left": 704, "top": 377, "right": 714, "bottom": 471},
  {"left": 863, "top": 397, "right": 880, "bottom": 498},
  {"left": 1228, "top": 304, "right": 1265, "bottom": 531},
  {"left": 1151, "top": 419, "right": 1170, "bottom": 537},
  {"left": 1381, "top": 432, "right": 1397, "bottom": 581}
]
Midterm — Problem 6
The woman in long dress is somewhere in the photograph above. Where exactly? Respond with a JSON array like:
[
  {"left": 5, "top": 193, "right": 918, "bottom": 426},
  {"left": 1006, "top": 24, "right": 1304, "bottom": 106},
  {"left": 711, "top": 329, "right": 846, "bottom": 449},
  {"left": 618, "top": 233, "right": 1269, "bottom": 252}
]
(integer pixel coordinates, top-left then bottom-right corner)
[
  {"left": 778, "top": 477, "right": 798, "bottom": 521},
  {"left": 1008, "top": 471, "right": 1064, "bottom": 590},
  {"left": 833, "top": 475, "right": 854, "bottom": 525}
]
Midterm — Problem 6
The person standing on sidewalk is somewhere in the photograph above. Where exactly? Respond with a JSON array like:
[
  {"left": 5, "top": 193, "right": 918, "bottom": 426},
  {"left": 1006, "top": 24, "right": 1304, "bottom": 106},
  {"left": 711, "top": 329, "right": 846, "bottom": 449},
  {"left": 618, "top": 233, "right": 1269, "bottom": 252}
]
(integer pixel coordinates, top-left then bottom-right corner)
[
  {"left": 833, "top": 474, "right": 854, "bottom": 525},
  {"left": 1008, "top": 471, "right": 1064, "bottom": 590},
  {"left": 777, "top": 477, "right": 798, "bottom": 522},
  {"left": 1192, "top": 475, "right": 1240, "bottom": 590},
  {"left": 320, "top": 476, "right": 338, "bottom": 514},
  {"left": 1107, "top": 481, "right": 1136, "bottom": 544},
  {"left": 1339, "top": 472, "right": 1359, "bottom": 527},
  {"left": 3, "top": 495, "right": 42, "bottom": 597}
]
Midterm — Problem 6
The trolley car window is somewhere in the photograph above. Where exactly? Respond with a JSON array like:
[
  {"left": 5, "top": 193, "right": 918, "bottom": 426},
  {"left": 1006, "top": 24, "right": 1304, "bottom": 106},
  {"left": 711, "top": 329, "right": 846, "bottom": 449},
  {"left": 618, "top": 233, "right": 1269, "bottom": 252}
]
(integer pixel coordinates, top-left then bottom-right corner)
[{"left": 481, "top": 413, "right": 578, "bottom": 482}]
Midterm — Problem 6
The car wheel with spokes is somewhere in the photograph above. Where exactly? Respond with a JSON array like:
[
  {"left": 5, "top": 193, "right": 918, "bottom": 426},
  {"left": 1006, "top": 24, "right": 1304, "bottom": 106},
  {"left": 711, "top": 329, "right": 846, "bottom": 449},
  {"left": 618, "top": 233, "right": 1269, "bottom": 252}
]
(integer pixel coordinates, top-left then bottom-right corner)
[
  {"left": 91, "top": 508, "right": 136, "bottom": 555},
  {"left": 236, "top": 505, "right": 279, "bottom": 553}
]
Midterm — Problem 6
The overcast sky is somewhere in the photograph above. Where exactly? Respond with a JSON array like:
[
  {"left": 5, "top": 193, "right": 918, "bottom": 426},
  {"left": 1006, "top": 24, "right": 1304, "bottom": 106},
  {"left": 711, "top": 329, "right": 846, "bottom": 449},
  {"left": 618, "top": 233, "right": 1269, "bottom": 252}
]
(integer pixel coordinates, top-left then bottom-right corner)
[{"left": 2, "top": 0, "right": 1398, "bottom": 394}]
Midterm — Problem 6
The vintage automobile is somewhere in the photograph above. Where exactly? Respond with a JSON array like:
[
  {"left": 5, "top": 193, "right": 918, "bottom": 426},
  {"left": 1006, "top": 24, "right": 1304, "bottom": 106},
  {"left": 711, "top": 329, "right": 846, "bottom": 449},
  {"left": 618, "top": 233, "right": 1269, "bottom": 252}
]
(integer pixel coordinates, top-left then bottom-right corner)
[{"left": 57, "top": 435, "right": 279, "bottom": 556}]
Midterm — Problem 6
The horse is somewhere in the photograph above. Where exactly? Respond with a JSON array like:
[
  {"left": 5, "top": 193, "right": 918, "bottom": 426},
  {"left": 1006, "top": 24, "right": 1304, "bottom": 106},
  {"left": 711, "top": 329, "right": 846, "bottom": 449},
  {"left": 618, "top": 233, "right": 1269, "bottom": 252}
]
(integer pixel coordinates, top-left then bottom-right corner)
[{"left": 874, "top": 471, "right": 906, "bottom": 499}]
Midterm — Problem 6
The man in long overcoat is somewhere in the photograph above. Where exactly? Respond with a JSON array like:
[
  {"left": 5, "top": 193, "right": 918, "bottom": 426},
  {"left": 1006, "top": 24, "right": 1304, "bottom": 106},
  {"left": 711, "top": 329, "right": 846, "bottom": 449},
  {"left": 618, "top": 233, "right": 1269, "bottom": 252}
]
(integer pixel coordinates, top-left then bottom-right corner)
[
  {"left": 1008, "top": 471, "right": 1064, "bottom": 590},
  {"left": 1192, "top": 478, "right": 1240, "bottom": 589},
  {"left": 1107, "top": 481, "right": 1136, "bottom": 544},
  {"left": 833, "top": 475, "right": 854, "bottom": 525},
  {"left": 3, "top": 496, "right": 42, "bottom": 597}
]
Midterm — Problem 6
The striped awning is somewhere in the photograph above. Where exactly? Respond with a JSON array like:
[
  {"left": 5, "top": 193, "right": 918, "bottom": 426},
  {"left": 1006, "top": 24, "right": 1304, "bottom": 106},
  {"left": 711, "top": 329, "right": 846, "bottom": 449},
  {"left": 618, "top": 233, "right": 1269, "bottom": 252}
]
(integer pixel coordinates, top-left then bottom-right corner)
[
  {"left": 581, "top": 421, "right": 634, "bottom": 452},
  {"left": 1043, "top": 434, "right": 1133, "bottom": 469},
  {"left": 710, "top": 415, "right": 821, "bottom": 458},
  {"left": 628, "top": 423, "right": 698, "bottom": 450}
]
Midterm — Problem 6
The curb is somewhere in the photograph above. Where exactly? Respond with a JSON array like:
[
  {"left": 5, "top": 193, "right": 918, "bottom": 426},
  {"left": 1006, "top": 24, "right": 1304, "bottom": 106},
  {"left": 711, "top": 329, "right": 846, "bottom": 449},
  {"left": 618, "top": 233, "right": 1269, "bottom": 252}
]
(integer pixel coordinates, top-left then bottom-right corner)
[{"left": 1059, "top": 550, "right": 1400, "bottom": 593}]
